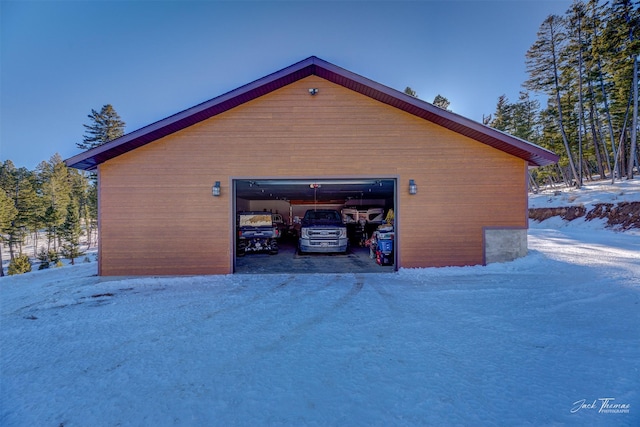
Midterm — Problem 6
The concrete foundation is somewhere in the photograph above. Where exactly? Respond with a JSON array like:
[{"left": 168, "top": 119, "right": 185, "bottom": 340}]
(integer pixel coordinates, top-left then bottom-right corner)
[{"left": 484, "top": 228, "right": 528, "bottom": 264}]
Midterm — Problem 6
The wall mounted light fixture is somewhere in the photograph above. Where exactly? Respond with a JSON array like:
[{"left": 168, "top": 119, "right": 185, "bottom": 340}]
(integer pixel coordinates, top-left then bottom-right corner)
[
  {"left": 409, "top": 179, "right": 417, "bottom": 195},
  {"left": 308, "top": 88, "right": 319, "bottom": 95},
  {"left": 212, "top": 181, "right": 221, "bottom": 197}
]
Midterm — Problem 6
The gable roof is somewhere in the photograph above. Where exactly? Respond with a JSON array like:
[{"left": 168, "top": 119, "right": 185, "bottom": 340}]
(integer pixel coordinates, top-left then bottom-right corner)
[{"left": 65, "top": 56, "right": 558, "bottom": 170}]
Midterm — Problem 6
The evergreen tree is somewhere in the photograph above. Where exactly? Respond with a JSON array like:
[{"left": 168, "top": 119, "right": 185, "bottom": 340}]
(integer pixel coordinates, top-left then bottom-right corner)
[
  {"left": 490, "top": 95, "right": 512, "bottom": 132},
  {"left": 631, "top": 52, "right": 638, "bottom": 179},
  {"left": 7, "top": 254, "right": 31, "bottom": 275},
  {"left": 566, "top": 1, "right": 588, "bottom": 185},
  {"left": 585, "top": 0, "right": 618, "bottom": 175},
  {"left": 77, "top": 104, "right": 125, "bottom": 150},
  {"left": 489, "top": 92, "right": 540, "bottom": 141},
  {"left": 513, "top": 91, "right": 541, "bottom": 142},
  {"left": 602, "top": 0, "right": 640, "bottom": 178},
  {"left": 36, "top": 154, "right": 71, "bottom": 251},
  {"left": 59, "top": 201, "right": 84, "bottom": 265},
  {"left": 579, "top": 0, "right": 610, "bottom": 178},
  {"left": 0, "top": 188, "right": 18, "bottom": 276},
  {"left": 487, "top": 92, "right": 544, "bottom": 190},
  {"left": 0, "top": 161, "right": 40, "bottom": 258},
  {"left": 69, "top": 168, "right": 96, "bottom": 248},
  {"left": 433, "top": 94, "right": 450, "bottom": 110},
  {"left": 525, "top": 14, "right": 581, "bottom": 187},
  {"left": 404, "top": 87, "right": 418, "bottom": 97}
]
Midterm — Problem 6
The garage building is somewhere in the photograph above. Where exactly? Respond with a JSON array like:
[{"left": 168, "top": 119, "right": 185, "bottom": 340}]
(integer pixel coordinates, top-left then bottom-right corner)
[{"left": 65, "top": 56, "right": 558, "bottom": 276}]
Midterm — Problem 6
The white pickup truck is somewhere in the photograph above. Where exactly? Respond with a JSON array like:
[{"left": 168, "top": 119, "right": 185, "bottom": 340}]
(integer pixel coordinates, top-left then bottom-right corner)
[{"left": 298, "top": 209, "right": 348, "bottom": 254}]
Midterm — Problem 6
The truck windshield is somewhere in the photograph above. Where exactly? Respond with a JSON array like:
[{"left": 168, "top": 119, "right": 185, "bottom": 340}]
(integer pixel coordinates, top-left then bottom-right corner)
[{"left": 304, "top": 211, "right": 341, "bottom": 221}]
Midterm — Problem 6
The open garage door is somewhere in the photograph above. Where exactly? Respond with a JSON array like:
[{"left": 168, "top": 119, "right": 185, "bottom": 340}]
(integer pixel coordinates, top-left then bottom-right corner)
[{"left": 233, "top": 178, "right": 397, "bottom": 273}]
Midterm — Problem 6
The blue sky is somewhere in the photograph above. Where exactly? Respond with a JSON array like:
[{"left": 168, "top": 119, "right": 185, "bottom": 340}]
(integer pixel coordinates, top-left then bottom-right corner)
[{"left": 1, "top": 0, "right": 573, "bottom": 170}]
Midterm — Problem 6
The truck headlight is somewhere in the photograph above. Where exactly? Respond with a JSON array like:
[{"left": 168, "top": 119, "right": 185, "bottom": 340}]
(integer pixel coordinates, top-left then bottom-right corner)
[{"left": 339, "top": 228, "right": 347, "bottom": 238}]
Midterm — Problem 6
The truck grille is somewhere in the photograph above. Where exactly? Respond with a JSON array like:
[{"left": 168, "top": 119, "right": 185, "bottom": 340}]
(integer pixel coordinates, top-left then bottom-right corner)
[{"left": 308, "top": 229, "right": 341, "bottom": 238}]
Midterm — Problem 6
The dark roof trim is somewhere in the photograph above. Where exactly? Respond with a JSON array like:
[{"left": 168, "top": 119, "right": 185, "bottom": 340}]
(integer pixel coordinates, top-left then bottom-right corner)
[{"left": 65, "top": 56, "right": 559, "bottom": 170}]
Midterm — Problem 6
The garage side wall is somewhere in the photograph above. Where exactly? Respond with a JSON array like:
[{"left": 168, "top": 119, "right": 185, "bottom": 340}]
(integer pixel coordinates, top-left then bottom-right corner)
[{"left": 98, "top": 76, "right": 527, "bottom": 275}]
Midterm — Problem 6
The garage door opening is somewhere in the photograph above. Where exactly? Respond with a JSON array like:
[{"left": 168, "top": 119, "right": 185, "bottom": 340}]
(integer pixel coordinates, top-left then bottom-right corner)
[{"left": 233, "top": 178, "right": 397, "bottom": 273}]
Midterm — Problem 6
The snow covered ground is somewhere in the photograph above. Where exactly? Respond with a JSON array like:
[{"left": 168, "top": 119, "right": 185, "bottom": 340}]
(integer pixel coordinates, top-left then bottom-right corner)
[
  {"left": 1, "top": 180, "right": 639, "bottom": 426},
  {"left": 529, "top": 176, "right": 640, "bottom": 209}
]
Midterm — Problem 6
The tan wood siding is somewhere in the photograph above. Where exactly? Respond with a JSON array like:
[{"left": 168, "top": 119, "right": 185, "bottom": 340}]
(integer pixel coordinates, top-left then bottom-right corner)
[{"left": 98, "top": 76, "right": 527, "bottom": 275}]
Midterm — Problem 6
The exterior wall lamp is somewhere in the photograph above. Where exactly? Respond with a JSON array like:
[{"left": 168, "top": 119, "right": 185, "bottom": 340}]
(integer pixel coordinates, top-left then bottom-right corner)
[
  {"left": 212, "top": 181, "right": 221, "bottom": 197},
  {"left": 409, "top": 179, "right": 417, "bottom": 195}
]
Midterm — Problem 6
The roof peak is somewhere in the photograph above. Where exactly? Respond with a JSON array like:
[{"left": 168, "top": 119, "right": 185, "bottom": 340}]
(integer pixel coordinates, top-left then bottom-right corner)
[{"left": 65, "top": 57, "right": 558, "bottom": 170}]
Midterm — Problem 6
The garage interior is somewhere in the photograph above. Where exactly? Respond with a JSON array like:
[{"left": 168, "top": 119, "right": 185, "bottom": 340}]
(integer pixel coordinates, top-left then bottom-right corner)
[{"left": 234, "top": 178, "right": 396, "bottom": 273}]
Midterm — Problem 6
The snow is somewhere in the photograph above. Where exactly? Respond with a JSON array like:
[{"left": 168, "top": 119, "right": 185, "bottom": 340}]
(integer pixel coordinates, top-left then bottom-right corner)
[
  {"left": 529, "top": 177, "right": 640, "bottom": 209},
  {"left": 529, "top": 178, "right": 640, "bottom": 235},
  {"left": 2, "top": 181, "right": 639, "bottom": 426}
]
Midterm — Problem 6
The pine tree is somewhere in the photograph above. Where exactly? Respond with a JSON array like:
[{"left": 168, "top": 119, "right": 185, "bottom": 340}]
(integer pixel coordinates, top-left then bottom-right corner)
[
  {"left": 566, "top": 1, "right": 588, "bottom": 185},
  {"left": 525, "top": 14, "right": 581, "bottom": 187},
  {"left": 404, "top": 87, "right": 418, "bottom": 97},
  {"left": 69, "top": 168, "right": 96, "bottom": 248},
  {"left": 585, "top": 0, "right": 615, "bottom": 176},
  {"left": 602, "top": 0, "right": 640, "bottom": 179},
  {"left": 489, "top": 92, "right": 540, "bottom": 141},
  {"left": 490, "top": 95, "right": 511, "bottom": 132},
  {"left": 77, "top": 104, "right": 125, "bottom": 150},
  {"left": 0, "top": 188, "right": 18, "bottom": 276},
  {"left": 36, "top": 154, "right": 71, "bottom": 252},
  {"left": 59, "top": 201, "right": 84, "bottom": 265},
  {"left": 433, "top": 94, "right": 450, "bottom": 110},
  {"left": 487, "top": 92, "right": 544, "bottom": 190},
  {"left": 513, "top": 92, "right": 541, "bottom": 142},
  {"left": 0, "top": 161, "right": 40, "bottom": 258}
]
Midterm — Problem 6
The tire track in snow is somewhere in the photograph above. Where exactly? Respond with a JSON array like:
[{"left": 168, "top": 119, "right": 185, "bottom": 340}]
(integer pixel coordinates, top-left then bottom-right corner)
[
  {"left": 241, "top": 275, "right": 344, "bottom": 337},
  {"left": 369, "top": 280, "right": 398, "bottom": 312},
  {"left": 254, "top": 275, "right": 364, "bottom": 353},
  {"left": 203, "top": 275, "right": 296, "bottom": 320}
]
